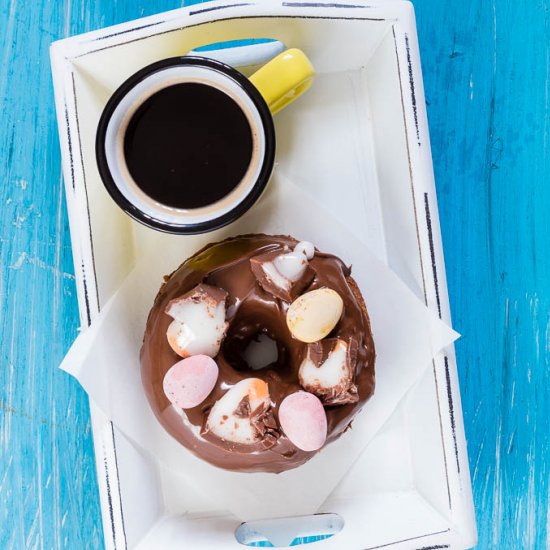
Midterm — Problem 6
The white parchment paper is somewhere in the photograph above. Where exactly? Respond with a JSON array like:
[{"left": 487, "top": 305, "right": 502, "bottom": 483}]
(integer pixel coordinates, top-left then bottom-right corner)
[{"left": 61, "top": 173, "right": 458, "bottom": 520}]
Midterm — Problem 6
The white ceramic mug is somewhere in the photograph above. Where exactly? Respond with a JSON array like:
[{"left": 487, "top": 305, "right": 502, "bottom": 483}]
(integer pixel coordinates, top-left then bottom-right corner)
[{"left": 96, "top": 49, "right": 314, "bottom": 234}]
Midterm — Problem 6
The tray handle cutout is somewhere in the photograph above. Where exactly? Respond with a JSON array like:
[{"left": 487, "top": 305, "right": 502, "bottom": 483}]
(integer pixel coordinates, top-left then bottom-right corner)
[
  {"left": 234, "top": 513, "right": 344, "bottom": 547},
  {"left": 188, "top": 39, "right": 284, "bottom": 75}
]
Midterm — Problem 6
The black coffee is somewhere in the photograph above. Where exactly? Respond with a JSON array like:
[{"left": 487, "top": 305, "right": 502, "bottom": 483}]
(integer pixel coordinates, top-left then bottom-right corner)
[{"left": 123, "top": 82, "right": 254, "bottom": 209}]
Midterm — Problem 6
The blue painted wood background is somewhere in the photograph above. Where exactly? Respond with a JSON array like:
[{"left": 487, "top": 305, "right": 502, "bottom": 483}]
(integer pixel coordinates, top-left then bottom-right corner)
[{"left": 0, "top": 0, "right": 548, "bottom": 548}]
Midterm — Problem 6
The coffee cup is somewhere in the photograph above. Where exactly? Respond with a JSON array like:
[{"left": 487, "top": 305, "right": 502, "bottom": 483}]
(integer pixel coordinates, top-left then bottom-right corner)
[{"left": 96, "top": 48, "right": 314, "bottom": 234}]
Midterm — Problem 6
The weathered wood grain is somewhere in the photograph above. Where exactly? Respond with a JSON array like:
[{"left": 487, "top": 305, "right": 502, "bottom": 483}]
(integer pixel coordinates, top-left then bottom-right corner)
[
  {"left": 0, "top": 1, "right": 188, "bottom": 548},
  {"left": 415, "top": 0, "right": 550, "bottom": 548}
]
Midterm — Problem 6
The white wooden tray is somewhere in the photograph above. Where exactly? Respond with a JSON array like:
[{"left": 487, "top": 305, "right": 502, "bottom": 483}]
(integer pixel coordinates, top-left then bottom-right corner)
[{"left": 50, "top": 1, "right": 477, "bottom": 548}]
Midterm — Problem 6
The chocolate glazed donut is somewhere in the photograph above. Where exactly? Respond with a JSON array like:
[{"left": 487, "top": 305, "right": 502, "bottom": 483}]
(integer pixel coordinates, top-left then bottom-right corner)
[{"left": 140, "top": 234, "right": 375, "bottom": 473}]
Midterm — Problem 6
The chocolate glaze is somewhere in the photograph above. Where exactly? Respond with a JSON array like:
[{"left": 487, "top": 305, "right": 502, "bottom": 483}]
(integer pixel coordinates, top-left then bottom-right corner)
[{"left": 140, "top": 234, "right": 375, "bottom": 473}]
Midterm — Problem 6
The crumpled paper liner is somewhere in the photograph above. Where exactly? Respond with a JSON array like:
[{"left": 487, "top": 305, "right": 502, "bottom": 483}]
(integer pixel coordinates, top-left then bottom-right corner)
[{"left": 61, "top": 173, "right": 458, "bottom": 520}]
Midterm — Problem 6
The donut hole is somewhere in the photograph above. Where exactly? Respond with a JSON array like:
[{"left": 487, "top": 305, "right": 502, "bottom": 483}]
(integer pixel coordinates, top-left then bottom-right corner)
[
  {"left": 243, "top": 334, "right": 279, "bottom": 370},
  {"left": 223, "top": 329, "right": 290, "bottom": 372}
]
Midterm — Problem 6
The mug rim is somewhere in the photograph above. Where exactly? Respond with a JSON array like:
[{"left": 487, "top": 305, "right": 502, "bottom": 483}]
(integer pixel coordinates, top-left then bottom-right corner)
[{"left": 95, "top": 56, "right": 276, "bottom": 235}]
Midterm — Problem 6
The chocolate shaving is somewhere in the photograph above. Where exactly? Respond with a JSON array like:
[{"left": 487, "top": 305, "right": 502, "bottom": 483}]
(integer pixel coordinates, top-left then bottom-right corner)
[
  {"left": 250, "top": 403, "right": 280, "bottom": 442},
  {"left": 260, "top": 433, "right": 279, "bottom": 449},
  {"left": 233, "top": 395, "right": 251, "bottom": 418},
  {"left": 231, "top": 397, "right": 280, "bottom": 448},
  {"left": 262, "top": 411, "right": 278, "bottom": 431}
]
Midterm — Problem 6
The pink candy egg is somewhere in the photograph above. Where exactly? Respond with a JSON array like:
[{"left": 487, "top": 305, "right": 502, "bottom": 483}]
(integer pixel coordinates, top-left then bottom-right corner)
[
  {"left": 163, "top": 355, "right": 219, "bottom": 409},
  {"left": 278, "top": 391, "right": 327, "bottom": 451}
]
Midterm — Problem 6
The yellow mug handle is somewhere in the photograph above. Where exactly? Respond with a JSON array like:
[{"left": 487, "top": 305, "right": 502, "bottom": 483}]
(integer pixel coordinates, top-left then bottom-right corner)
[{"left": 249, "top": 48, "right": 315, "bottom": 115}]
